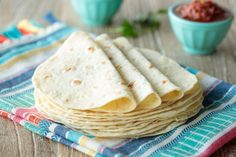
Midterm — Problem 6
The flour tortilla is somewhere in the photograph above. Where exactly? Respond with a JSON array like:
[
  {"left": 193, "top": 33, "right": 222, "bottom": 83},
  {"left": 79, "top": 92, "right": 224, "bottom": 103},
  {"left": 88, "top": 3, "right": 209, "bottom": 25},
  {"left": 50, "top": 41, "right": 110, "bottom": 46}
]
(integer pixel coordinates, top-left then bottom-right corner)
[
  {"left": 113, "top": 37, "right": 184, "bottom": 102},
  {"left": 35, "top": 85, "right": 202, "bottom": 121},
  {"left": 76, "top": 118, "right": 187, "bottom": 138},
  {"left": 35, "top": 86, "right": 201, "bottom": 117},
  {"left": 36, "top": 98, "right": 202, "bottom": 130},
  {"left": 95, "top": 34, "right": 161, "bottom": 110},
  {"left": 36, "top": 95, "right": 201, "bottom": 137},
  {"left": 35, "top": 88, "right": 202, "bottom": 126},
  {"left": 32, "top": 31, "right": 137, "bottom": 113},
  {"left": 73, "top": 121, "right": 174, "bottom": 138},
  {"left": 72, "top": 101, "right": 201, "bottom": 138},
  {"left": 139, "top": 48, "right": 199, "bottom": 94}
]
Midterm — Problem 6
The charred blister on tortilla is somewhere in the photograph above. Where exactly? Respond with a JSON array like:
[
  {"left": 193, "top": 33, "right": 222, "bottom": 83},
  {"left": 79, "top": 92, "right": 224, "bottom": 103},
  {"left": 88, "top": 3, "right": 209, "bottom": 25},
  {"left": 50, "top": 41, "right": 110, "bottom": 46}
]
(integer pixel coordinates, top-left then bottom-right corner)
[
  {"left": 63, "top": 66, "right": 77, "bottom": 73},
  {"left": 149, "top": 63, "right": 155, "bottom": 69},
  {"left": 43, "top": 75, "right": 52, "bottom": 80},
  {"left": 87, "top": 46, "right": 95, "bottom": 53},
  {"left": 115, "top": 65, "right": 122, "bottom": 70},
  {"left": 119, "top": 81, "right": 127, "bottom": 86},
  {"left": 128, "top": 81, "right": 135, "bottom": 89},
  {"left": 64, "top": 98, "right": 70, "bottom": 103},
  {"left": 162, "top": 80, "right": 168, "bottom": 84},
  {"left": 71, "top": 79, "right": 82, "bottom": 86}
]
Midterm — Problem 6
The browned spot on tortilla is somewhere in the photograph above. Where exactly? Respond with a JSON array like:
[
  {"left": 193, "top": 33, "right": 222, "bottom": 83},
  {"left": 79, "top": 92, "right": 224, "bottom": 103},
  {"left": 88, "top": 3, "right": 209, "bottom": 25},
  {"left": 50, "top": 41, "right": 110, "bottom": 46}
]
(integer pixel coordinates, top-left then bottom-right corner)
[
  {"left": 88, "top": 47, "right": 95, "bottom": 53},
  {"left": 101, "top": 61, "right": 106, "bottom": 64},
  {"left": 108, "top": 57, "right": 113, "bottom": 61},
  {"left": 71, "top": 79, "right": 82, "bottom": 86},
  {"left": 162, "top": 80, "right": 168, "bottom": 84},
  {"left": 65, "top": 98, "right": 70, "bottom": 102},
  {"left": 128, "top": 81, "right": 135, "bottom": 89},
  {"left": 149, "top": 64, "right": 155, "bottom": 68},
  {"left": 63, "top": 66, "right": 76, "bottom": 73},
  {"left": 115, "top": 65, "right": 122, "bottom": 70},
  {"left": 44, "top": 75, "right": 51, "bottom": 80}
]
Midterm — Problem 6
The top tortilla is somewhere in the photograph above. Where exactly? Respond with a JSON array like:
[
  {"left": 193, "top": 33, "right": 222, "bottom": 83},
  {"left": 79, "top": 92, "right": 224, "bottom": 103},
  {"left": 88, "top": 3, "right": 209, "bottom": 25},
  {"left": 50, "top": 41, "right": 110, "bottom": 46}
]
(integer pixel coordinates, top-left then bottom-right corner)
[{"left": 32, "top": 31, "right": 137, "bottom": 113}]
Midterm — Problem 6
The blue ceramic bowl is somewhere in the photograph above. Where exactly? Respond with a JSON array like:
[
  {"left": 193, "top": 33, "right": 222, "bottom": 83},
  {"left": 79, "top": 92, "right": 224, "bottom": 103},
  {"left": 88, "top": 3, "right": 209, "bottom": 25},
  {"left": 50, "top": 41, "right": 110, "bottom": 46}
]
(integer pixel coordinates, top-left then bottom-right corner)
[
  {"left": 70, "top": 0, "right": 123, "bottom": 27},
  {"left": 168, "top": 2, "right": 233, "bottom": 55}
]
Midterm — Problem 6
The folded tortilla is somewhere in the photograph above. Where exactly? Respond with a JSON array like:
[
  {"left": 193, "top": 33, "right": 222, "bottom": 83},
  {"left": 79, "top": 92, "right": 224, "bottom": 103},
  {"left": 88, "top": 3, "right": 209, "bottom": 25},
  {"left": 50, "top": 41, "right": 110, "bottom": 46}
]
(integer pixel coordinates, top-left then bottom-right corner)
[
  {"left": 32, "top": 31, "right": 137, "bottom": 113},
  {"left": 139, "top": 48, "right": 199, "bottom": 95},
  {"left": 113, "top": 37, "right": 184, "bottom": 102},
  {"left": 95, "top": 34, "right": 161, "bottom": 110}
]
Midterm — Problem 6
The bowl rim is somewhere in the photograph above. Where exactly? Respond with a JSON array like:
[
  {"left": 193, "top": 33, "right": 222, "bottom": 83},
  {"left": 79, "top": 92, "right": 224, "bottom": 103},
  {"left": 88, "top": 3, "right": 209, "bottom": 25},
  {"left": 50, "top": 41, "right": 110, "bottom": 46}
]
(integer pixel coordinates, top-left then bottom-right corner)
[{"left": 168, "top": 1, "right": 234, "bottom": 26}]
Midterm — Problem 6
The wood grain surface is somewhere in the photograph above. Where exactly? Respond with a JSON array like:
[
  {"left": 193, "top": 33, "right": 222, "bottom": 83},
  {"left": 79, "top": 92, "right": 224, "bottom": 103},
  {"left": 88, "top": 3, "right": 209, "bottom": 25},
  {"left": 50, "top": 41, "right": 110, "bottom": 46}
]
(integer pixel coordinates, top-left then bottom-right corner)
[{"left": 0, "top": 0, "right": 235, "bottom": 156}]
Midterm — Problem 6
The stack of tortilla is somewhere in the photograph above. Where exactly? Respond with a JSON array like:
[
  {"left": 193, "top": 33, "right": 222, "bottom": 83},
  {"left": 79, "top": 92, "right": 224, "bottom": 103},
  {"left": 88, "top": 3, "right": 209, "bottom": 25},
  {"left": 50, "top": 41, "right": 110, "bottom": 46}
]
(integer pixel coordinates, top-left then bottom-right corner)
[{"left": 33, "top": 31, "right": 203, "bottom": 138}]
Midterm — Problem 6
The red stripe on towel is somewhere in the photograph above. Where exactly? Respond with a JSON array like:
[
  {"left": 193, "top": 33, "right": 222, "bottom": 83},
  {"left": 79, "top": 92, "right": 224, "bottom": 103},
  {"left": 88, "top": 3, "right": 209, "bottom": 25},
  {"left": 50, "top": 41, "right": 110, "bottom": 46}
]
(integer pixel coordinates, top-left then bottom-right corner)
[
  {"left": 0, "top": 34, "right": 8, "bottom": 43},
  {"left": 198, "top": 126, "right": 236, "bottom": 157}
]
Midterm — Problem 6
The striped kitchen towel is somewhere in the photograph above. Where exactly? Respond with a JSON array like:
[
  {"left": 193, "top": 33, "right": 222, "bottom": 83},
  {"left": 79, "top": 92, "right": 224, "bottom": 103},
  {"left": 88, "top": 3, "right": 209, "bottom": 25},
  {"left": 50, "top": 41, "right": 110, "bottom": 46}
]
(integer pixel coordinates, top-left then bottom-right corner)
[{"left": 0, "top": 16, "right": 236, "bottom": 157}]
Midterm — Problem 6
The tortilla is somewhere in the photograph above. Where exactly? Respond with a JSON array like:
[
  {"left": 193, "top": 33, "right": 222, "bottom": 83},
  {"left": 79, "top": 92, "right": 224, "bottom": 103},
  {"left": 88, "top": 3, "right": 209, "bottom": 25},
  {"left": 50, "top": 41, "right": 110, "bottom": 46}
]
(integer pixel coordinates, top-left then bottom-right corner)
[
  {"left": 32, "top": 32, "right": 137, "bottom": 113},
  {"left": 95, "top": 34, "right": 161, "bottom": 110},
  {"left": 139, "top": 48, "right": 199, "bottom": 94},
  {"left": 113, "top": 37, "right": 184, "bottom": 102},
  {"left": 35, "top": 88, "right": 202, "bottom": 126},
  {"left": 73, "top": 101, "right": 201, "bottom": 138},
  {"left": 35, "top": 82, "right": 202, "bottom": 119}
]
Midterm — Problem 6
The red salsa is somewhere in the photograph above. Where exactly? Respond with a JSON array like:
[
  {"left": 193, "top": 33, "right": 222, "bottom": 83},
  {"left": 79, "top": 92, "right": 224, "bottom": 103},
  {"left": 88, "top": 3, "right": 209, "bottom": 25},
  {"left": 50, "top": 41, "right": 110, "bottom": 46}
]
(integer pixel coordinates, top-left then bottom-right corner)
[{"left": 176, "top": 0, "right": 229, "bottom": 22}]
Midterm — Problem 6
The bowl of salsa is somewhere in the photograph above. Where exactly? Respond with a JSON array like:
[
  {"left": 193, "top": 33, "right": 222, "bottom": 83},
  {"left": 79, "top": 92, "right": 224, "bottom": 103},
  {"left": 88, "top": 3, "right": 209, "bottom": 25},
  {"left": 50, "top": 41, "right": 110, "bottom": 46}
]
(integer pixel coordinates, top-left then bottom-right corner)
[{"left": 168, "top": 0, "right": 233, "bottom": 55}]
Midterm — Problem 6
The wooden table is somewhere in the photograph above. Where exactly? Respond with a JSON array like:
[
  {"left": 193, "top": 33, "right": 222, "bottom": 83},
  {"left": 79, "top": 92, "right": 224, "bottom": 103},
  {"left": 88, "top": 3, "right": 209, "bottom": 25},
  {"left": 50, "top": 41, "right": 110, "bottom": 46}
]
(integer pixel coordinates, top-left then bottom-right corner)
[{"left": 0, "top": 0, "right": 235, "bottom": 156}]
